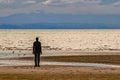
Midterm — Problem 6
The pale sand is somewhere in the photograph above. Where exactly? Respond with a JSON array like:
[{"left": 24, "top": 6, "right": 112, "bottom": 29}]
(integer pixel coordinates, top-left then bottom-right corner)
[{"left": 0, "top": 29, "right": 120, "bottom": 53}]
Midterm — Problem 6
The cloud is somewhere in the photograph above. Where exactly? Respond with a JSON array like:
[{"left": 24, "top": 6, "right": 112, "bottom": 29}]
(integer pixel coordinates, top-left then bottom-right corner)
[
  {"left": 0, "top": 0, "right": 120, "bottom": 17},
  {"left": 0, "top": 0, "right": 15, "bottom": 4},
  {"left": 101, "top": 0, "right": 120, "bottom": 5},
  {"left": 112, "top": 1, "right": 120, "bottom": 6},
  {"left": 42, "top": 0, "right": 52, "bottom": 5},
  {"left": 42, "top": 0, "right": 101, "bottom": 5},
  {"left": 23, "top": 0, "right": 37, "bottom": 4}
]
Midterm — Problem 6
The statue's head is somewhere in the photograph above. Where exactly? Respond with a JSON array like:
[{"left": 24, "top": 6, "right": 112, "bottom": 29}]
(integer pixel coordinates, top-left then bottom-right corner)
[{"left": 36, "top": 37, "right": 39, "bottom": 41}]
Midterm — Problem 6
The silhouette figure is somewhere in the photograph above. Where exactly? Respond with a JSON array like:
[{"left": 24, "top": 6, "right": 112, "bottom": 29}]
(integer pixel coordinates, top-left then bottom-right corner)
[{"left": 33, "top": 37, "right": 42, "bottom": 67}]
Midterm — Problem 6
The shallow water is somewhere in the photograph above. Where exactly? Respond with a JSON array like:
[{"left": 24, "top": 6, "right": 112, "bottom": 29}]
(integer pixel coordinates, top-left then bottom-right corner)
[
  {"left": 1, "top": 51, "right": 120, "bottom": 58},
  {"left": 0, "top": 52, "right": 33, "bottom": 58},
  {"left": 0, "top": 60, "right": 120, "bottom": 68}
]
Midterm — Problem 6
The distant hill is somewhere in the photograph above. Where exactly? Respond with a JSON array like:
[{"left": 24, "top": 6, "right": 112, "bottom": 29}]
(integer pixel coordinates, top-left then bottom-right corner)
[{"left": 0, "top": 23, "right": 120, "bottom": 29}]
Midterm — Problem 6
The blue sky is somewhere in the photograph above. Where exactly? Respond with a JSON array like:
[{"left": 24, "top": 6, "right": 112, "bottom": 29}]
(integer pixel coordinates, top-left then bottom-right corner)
[{"left": 0, "top": 0, "right": 120, "bottom": 25}]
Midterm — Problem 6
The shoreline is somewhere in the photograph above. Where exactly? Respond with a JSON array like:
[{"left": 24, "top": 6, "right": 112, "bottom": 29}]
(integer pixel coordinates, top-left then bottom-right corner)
[{"left": 1, "top": 29, "right": 120, "bottom": 30}]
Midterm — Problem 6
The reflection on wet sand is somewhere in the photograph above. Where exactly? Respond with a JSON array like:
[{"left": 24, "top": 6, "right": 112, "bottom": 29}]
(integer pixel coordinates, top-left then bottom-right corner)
[{"left": 0, "top": 60, "right": 120, "bottom": 68}]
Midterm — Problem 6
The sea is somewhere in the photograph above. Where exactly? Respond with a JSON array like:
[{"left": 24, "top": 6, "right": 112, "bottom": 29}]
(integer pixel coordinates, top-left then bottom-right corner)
[{"left": 0, "top": 23, "right": 120, "bottom": 29}]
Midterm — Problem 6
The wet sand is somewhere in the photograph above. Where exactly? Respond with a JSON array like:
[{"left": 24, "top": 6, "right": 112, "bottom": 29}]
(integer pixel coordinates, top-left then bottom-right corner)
[
  {"left": 0, "top": 51, "right": 120, "bottom": 80},
  {"left": 3, "top": 54, "right": 120, "bottom": 65},
  {"left": 0, "top": 51, "right": 120, "bottom": 68}
]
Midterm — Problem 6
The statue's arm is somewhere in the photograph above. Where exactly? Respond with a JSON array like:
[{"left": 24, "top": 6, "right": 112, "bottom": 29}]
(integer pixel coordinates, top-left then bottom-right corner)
[
  {"left": 33, "top": 43, "right": 35, "bottom": 54},
  {"left": 40, "top": 43, "right": 42, "bottom": 55}
]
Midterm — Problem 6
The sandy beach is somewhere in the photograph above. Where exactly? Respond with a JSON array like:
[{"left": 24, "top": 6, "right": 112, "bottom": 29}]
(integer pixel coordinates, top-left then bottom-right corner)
[
  {"left": 0, "top": 29, "right": 120, "bottom": 80},
  {"left": 0, "top": 54, "right": 120, "bottom": 80},
  {"left": 0, "top": 66, "right": 120, "bottom": 80}
]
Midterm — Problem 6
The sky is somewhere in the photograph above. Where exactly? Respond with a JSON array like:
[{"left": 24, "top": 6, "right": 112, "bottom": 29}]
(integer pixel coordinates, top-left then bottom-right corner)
[{"left": 0, "top": 0, "right": 120, "bottom": 25}]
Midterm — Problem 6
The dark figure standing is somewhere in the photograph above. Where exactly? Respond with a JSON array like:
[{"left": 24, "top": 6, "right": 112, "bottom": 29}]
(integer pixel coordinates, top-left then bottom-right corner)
[{"left": 33, "top": 37, "right": 42, "bottom": 67}]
